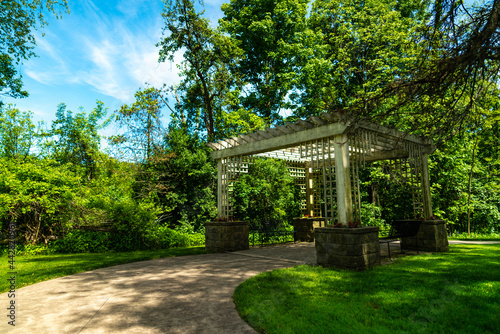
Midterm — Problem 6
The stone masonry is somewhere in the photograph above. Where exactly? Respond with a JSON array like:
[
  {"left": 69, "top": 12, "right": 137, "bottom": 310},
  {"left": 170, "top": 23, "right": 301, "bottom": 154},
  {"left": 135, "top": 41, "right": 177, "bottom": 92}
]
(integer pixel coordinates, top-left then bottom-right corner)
[
  {"left": 204, "top": 221, "right": 249, "bottom": 253},
  {"left": 401, "top": 219, "right": 449, "bottom": 252},
  {"left": 292, "top": 217, "right": 326, "bottom": 242},
  {"left": 315, "top": 226, "right": 381, "bottom": 270}
]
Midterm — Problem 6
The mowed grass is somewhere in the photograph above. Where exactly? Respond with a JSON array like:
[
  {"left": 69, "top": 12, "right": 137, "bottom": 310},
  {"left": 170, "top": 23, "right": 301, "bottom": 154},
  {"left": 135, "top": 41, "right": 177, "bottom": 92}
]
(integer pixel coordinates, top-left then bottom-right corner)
[
  {"left": 449, "top": 232, "right": 500, "bottom": 241},
  {"left": 234, "top": 244, "right": 500, "bottom": 334},
  {"left": 0, "top": 246, "right": 206, "bottom": 293}
]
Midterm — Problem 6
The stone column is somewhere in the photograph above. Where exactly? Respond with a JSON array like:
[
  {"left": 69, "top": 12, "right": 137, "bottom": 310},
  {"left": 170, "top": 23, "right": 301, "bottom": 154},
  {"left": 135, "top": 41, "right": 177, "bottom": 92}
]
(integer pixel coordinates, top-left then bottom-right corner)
[
  {"left": 401, "top": 220, "right": 449, "bottom": 252},
  {"left": 315, "top": 226, "right": 381, "bottom": 270},
  {"left": 292, "top": 217, "right": 325, "bottom": 242},
  {"left": 205, "top": 221, "right": 249, "bottom": 252}
]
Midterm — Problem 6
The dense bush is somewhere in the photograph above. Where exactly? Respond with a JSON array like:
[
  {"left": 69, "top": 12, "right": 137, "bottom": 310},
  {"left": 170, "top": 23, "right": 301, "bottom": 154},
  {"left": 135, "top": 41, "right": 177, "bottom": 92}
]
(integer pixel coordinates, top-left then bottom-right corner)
[
  {"left": 233, "top": 158, "right": 301, "bottom": 223},
  {"left": 52, "top": 227, "right": 204, "bottom": 254},
  {"left": 0, "top": 157, "right": 81, "bottom": 244}
]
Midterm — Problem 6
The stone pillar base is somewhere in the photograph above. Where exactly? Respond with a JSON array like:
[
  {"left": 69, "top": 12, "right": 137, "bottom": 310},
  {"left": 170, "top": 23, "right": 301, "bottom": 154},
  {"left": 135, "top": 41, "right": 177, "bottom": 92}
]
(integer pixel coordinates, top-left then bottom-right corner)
[
  {"left": 204, "top": 221, "right": 249, "bottom": 253},
  {"left": 401, "top": 220, "right": 449, "bottom": 252},
  {"left": 292, "top": 217, "right": 326, "bottom": 242},
  {"left": 315, "top": 226, "right": 381, "bottom": 270}
]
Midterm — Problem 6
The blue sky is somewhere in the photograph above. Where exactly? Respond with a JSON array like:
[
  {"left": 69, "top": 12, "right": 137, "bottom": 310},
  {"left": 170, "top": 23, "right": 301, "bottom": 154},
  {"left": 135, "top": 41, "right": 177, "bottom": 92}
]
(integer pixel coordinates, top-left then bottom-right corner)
[{"left": 4, "top": 0, "right": 225, "bottom": 131}]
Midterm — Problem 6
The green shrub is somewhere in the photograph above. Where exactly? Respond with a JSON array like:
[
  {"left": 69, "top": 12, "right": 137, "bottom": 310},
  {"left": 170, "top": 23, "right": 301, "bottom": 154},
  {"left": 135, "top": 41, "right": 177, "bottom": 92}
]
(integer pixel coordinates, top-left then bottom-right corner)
[
  {"left": 145, "top": 225, "right": 205, "bottom": 248},
  {"left": 53, "top": 230, "right": 111, "bottom": 253},
  {"left": 233, "top": 158, "right": 301, "bottom": 222}
]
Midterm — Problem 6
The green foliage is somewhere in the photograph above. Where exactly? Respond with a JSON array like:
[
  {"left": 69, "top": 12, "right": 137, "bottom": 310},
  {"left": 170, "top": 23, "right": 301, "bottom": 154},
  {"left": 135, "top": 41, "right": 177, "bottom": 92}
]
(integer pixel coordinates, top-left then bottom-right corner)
[
  {"left": 0, "top": 104, "right": 35, "bottom": 158},
  {"left": 298, "top": 0, "right": 425, "bottom": 118},
  {"left": 360, "top": 202, "right": 386, "bottom": 228},
  {"left": 145, "top": 225, "right": 205, "bottom": 249},
  {"left": 155, "top": 124, "right": 217, "bottom": 232},
  {"left": 221, "top": 0, "right": 309, "bottom": 123},
  {"left": 53, "top": 230, "right": 111, "bottom": 253},
  {"left": 113, "top": 87, "right": 165, "bottom": 162},
  {"left": 42, "top": 101, "right": 111, "bottom": 178},
  {"left": 158, "top": 0, "right": 243, "bottom": 140},
  {"left": 0, "top": 0, "right": 68, "bottom": 102},
  {"left": 430, "top": 131, "right": 500, "bottom": 234},
  {"left": 0, "top": 157, "right": 81, "bottom": 244},
  {"left": 233, "top": 158, "right": 301, "bottom": 222}
]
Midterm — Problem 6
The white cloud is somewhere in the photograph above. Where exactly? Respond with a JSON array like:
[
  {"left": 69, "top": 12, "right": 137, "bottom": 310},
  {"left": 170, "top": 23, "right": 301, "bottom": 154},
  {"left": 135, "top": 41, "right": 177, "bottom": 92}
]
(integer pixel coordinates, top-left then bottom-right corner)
[{"left": 23, "top": 0, "right": 184, "bottom": 103}]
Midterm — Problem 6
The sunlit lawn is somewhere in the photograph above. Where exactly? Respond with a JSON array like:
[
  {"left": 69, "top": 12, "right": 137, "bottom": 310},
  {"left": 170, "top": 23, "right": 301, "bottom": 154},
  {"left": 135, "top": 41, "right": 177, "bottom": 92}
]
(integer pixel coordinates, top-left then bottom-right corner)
[
  {"left": 0, "top": 246, "right": 206, "bottom": 293},
  {"left": 234, "top": 244, "right": 500, "bottom": 334}
]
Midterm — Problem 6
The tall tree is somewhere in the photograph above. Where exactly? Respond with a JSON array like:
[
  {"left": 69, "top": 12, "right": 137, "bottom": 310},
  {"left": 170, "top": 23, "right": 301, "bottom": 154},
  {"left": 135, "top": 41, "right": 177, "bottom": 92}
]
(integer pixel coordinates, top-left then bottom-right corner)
[
  {"left": 220, "top": 0, "right": 310, "bottom": 124},
  {"left": 114, "top": 87, "right": 166, "bottom": 162},
  {"left": 0, "top": 104, "right": 35, "bottom": 159},
  {"left": 297, "top": 0, "right": 426, "bottom": 120},
  {"left": 45, "top": 101, "right": 110, "bottom": 178},
  {"left": 352, "top": 0, "right": 500, "bottom": 140},
  {"left": 157, "top": 0, "right": 243, "bottom": 141},
  {"left": 0, "top": 0, "right": 68, "bottom": 104}
]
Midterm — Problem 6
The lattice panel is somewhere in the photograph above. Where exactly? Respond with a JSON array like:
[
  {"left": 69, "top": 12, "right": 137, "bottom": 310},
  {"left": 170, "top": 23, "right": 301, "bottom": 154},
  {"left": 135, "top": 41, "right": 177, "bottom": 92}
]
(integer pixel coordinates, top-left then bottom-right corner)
[
  {"left": 286, "top": 161, "right": 307, "bottom": 215},
  {"left": 299, "top": 138, "right": 338, "bottom": 222},
  {"left": 312, "top": 169, "right": 323, "bottom": 217}
]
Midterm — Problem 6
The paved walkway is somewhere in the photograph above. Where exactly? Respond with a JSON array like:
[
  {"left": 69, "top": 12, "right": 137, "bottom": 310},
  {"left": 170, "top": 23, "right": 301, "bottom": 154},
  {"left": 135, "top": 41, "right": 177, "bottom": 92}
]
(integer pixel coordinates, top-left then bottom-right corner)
[
  {"left": 2, "top": 240, "right": 498, "bottom": 333},
  {"left": 1, "top": 243, "right": 315, "bottom": 334}
]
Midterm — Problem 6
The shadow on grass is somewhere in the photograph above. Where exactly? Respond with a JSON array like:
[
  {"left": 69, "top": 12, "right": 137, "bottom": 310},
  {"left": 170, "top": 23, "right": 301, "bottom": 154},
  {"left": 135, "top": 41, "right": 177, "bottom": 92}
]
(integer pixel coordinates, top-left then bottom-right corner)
[
  {"left": 0, "top": 247, "right": 207, "bottom": 292},
  {"left": 234, "top": 244, "right": 500, "bottom": 334}
]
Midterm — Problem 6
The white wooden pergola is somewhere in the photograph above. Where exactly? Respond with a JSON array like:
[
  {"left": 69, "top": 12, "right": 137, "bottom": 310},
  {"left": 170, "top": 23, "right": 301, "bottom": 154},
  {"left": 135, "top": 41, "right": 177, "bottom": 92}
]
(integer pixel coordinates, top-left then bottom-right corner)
[{"left": 208, "top": 112, "right": 435, "bottom": 226}]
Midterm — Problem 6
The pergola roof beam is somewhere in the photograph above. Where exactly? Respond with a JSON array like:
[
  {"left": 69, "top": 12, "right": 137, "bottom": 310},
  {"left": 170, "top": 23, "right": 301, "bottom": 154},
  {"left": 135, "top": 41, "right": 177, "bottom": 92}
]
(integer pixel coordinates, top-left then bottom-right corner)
[{"left": 211, "top": 122, "right": 348, "bottom": 159}]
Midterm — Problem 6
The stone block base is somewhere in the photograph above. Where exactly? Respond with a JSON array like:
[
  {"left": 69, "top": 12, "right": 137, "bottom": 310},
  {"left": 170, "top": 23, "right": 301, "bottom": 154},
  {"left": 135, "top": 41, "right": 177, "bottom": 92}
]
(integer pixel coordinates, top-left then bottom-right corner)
[
  {"left": 315, "top": 226, "right": 381, "bottom": 270},
  {"left": 292, "top": 217, "right": 326, "bottom": 242},
  {"left": 204, "top": 221, "right": 249, "bottom": 253},
  {"left": 401, "top": 220, "right": 449, "bottom": 252}
]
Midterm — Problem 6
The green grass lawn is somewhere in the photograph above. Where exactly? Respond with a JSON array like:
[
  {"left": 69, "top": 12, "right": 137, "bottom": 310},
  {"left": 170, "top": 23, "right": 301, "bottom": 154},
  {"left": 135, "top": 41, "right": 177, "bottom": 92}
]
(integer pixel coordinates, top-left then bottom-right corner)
[
  {"left": 234, "top": 244, "right": 500, "bottom": 334},
  {"left": 0, "top": 246, "right": 206, "bottom": 293},
  {"left": 448, "top": 232, "right": 500, "bottom": 241}
]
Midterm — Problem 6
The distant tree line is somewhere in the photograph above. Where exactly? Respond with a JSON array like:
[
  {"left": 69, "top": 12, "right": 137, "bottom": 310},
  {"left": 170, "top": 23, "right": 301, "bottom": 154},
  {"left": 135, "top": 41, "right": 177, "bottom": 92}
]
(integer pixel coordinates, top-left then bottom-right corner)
[{"left": 1, "top": 0, "right": 499, "bottom": 252}]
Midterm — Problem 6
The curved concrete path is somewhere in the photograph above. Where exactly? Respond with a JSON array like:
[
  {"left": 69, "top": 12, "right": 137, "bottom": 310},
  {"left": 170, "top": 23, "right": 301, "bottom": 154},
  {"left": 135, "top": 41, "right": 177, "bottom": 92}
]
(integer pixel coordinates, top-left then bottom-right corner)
[
  {"left": 0, "top": 243, "right": 315, "bottom": 334},
  {"left": 2, "top": 241, "right": 498, "bottom": 333}
]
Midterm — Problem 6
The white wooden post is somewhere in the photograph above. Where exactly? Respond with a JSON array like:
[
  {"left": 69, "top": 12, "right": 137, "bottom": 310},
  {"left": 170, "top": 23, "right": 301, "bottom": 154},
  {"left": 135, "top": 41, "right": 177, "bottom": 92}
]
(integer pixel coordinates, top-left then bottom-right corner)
[
  {"left": 217, "top": 159, "right": 223, "bottom": 218},
  {"left": 305, "top": 161, "right": 314, "bottom": 216},
  {"left": 334, "top": 134, "right": 353, "bottom": 225},
  {"left": 421, "top": 153, "right": 433, "bottom": 219}
]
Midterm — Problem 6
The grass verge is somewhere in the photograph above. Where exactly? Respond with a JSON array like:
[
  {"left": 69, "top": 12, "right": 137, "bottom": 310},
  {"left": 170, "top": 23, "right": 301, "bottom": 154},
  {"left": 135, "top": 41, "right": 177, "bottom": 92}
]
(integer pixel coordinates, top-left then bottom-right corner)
[
  {"left": 449, "top": 232, "right": 500, "bottom": 241},
  {"left": 234, "top": 244, "right": 500, "bottom": 334},
  {"left": 0, "top": 246, "right": 206, "bottom": 293}
]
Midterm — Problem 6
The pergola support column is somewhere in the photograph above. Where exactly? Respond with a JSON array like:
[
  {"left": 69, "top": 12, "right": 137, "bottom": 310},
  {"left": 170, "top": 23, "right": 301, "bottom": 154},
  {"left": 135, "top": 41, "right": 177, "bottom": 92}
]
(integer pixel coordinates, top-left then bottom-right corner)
[
  {"left": 334, "top": 134, "right": 353, "bottom": 225},
  {"left": 421, "top": 153, "right": 433, "bottom": 219},
  {"left": 217, "top": 159, "right": 224, "bottom": 218},
  {"left": 305, "top": 161, "right": 314, "bottom": 216}
]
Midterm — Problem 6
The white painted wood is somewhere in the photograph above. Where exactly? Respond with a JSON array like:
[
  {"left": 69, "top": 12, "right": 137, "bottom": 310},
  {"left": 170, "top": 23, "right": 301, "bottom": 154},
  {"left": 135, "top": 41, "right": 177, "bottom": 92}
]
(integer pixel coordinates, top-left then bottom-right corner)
[
  {"left": 275, "top": 124, "right": 294, "bottom": 134},
  {"left": 298, "top": 119, "right": 315, "bottom": 129},
  {"left": 334, "top": 134, "right": 353, "bottom": 225},
  {"left": 240, "top": 134, "right": 255, "bottom": 143},
  {"left": 217, "top": 159, "right": 223, "bottom": 218},
  {"left": 358, "top": 121, "right": 430, "bottom": 145},
  {"left": 421, "top": 153, "right": 433, "bottom": 218},
  {"left": 305, "top": 161, "right": 314, "bottom": 216},
  {"left": 257, "top": 130, "right": 274, "bottom": 139},
  {"left": 248, "top": 132, "right": 265, "bottom": 141},
  {"left": 211, "top": 122, "right": 347, "bottom": 159},
  {"left": 308, "top": 116, "right": 329, "bottom": 126},
  {"left": 286, "top": 122, "right": 305, "bottom": 132}
]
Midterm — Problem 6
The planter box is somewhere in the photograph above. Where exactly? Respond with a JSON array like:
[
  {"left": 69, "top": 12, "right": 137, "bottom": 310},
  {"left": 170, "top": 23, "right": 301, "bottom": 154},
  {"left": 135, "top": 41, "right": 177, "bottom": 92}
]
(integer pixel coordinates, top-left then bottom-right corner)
[
  {"left": 292, "top": 217, "right": 326, "bottom": 242},
  {"left": 315, "top": 226, "right": 381, "bottom": 270},
  {"left": 401, "top": 220, "right": 449, "bottom": 252},
  {"left": 204, "top": 221, "right": 249, "bottom": 253}
]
